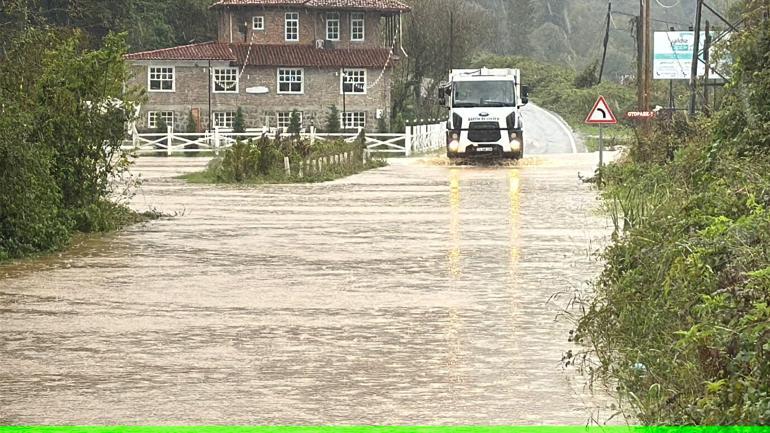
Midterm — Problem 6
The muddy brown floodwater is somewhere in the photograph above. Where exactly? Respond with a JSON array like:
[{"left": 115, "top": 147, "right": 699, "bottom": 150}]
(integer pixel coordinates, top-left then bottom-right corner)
[{"left": 1, "top": 151, "right": 620, "bottom": 425}]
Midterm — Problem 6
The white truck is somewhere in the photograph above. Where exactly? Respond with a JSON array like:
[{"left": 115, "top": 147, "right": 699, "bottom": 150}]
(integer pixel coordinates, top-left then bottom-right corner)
[{"left": 438, "top": 68, "right": 529, "bottom": 160}]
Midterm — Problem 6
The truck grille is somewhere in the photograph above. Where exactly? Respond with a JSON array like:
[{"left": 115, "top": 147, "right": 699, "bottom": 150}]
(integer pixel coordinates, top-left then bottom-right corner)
[{"left": 467, "top": 122, "right": 501, "bottom": 143}]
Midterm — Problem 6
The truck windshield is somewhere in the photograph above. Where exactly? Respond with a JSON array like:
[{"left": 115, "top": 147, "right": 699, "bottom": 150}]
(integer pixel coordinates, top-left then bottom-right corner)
[{"left": 452, "top": 81, "right": 516, "bottom": 108}]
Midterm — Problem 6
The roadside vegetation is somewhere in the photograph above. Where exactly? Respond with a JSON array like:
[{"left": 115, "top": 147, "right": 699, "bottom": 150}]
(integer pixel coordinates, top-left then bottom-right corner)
[
  {"left": 576, "top": 5, "right": 770, "bottom": 424},
  {"left": 0, "top": 29, "right": 148, "bottom": 262},
  {"left": 181, "top": 135, "right": 385, "bottom": 184}
]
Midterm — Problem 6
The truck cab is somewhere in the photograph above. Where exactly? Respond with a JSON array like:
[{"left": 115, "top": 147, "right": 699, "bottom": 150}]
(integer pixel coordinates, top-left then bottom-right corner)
[{"left": 439, "top": 68, "right": 529, "bottom": 160}]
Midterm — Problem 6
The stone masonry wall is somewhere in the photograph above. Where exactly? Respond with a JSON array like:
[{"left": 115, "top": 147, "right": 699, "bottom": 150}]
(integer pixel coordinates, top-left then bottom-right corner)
[{"left": 130, "top": 60, "right": 392, "bottom": 133}]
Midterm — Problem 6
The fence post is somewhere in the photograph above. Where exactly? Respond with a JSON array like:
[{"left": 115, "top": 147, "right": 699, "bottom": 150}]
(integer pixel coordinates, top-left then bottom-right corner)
[
  {"left": 310, "top": 126, "right": 316, "bottom": 147},
  {"left": 404, "top": 123, "right": 412, "bottom": 157},
  {"left": 284, "top": 157, "right": 291, "bottom": 176},
  {"left": 299, "top": 160, "right": 304, "bottom": 178},
  {"left": 213, "top": 127, "right": 221, "bottom": 156},
  {"left": 166, "top": 126, "right": 173, "bottom": 156}
]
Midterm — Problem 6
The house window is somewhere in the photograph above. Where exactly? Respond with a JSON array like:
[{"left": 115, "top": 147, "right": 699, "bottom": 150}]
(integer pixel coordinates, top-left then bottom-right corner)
[
  {"left": 326, "top": 12, "right": 340, "bottom": 40},
  {"left": 148, "top": 66, "right": 174, "bottom": 92},
  {"left": 285, "top": 12, "right": 299, "bottom": 41},
  {"left": 253, "top": 16, "right": 264, "bottom": 30},
  {"left": 148, "top": 111, "right": 174, "bottom": 129},
  {"left": 341, "top": 112, "right": 366, "bottom": 129},
  {"left": 213, "top": 67, "right": 239, "bottom": 93},
  {"left": 341, "top": 69, "right": 366, "bottom": 94},
  {"left": 277, "top": 68, "right": 303, "bottom": 94},
  {"left": 213, "top": 112, "right": 235, "bottom": 129},
  {"left": 277, "top": 111, "right": 303, "bottom": 129},
  {"left": 351, "top": 13, "right": 365, "bottom": 41}
]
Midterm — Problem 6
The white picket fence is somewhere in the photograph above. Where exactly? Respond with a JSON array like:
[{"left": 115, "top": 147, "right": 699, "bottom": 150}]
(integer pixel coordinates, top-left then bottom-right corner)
[{"left": 122, "top": 121, "right": 446, "bottom": 157}]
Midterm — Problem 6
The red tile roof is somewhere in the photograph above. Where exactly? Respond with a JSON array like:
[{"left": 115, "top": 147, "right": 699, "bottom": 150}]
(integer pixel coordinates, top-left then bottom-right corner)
[
  {"left": 210, "top": 0, "right": 410, "bottom": 12},
  {"left": 126, "top": 42, "right": 397, "bottom": 68},
  {"left": 124, "top": 42, "right": 236, "bottom": 61}
]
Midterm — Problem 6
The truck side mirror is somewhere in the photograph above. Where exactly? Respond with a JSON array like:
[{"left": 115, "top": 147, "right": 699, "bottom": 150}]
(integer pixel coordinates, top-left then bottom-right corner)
[
  {"left": 521, "top": 85, "right": 530, "bottom": 105},
  {"left": 437, "top": 87, "right": 446, "bottom": 106}
]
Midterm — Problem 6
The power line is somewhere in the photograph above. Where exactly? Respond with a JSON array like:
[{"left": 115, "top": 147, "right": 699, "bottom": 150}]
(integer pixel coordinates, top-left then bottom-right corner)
[{"left": 612, "top": 9, "right": 691, "bottom": 28}]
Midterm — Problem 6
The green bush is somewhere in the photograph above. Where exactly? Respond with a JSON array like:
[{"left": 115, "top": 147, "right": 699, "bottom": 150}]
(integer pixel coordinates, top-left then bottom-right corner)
[
  {"left": 288, "top": 109, "right": 301, "bottom": 136},
  {"left": 325, "top": 105, "right": 341, "bottom": 133},
  {"left": 233, "top": 107, "right": 246, "bottom": 133},
  {"left": 577, "top": 11, "right": 770, "bottom": 425},
  {"left": 0, "top": 29, "right": 141, "bottom": 260}
]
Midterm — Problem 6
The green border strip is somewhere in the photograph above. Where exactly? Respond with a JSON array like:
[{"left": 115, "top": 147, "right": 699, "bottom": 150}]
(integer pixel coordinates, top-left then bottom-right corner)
[{"left": 0, "top": 428, "right": 768, "bottom": 433}]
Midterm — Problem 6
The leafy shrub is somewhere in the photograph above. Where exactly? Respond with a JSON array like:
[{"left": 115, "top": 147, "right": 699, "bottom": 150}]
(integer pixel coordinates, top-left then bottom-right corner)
[
  {"left": 574, "top": 60, "right": 599, "bottom": 89},
  {"left": 288, "top": 109, "right": 301, "bottom": 136},
  {"left": 215, "top": 140, "right": 261, "bottom": 182},
  {"left": 577, "top": 10, "right": 770, "bottom": 424},
  {"left": 233, "top": 107, "right": 246, "bottom": 133},
  {"left": 325, "top": 105, "right": 341, "bottom": 133},
  {"left": 0, "top": 29, "right": 141, "bottom": 260}
]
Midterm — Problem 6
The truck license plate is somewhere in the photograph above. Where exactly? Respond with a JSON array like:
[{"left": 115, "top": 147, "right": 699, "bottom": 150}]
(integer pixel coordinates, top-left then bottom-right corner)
[{"left": 476, "top": 147, "right": 493, "bottom": 152}]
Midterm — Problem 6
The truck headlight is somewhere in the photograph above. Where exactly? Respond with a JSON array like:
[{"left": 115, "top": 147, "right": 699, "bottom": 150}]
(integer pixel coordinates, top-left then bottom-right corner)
[
  {"left": 449, "top": 140, "right": 460, "bottom": 152},
  {"left": 510, "top": 132, "right": 518, "bottom": 140},
  {"left": 510, "top": 138, "right": 522, "bottom": 152}
]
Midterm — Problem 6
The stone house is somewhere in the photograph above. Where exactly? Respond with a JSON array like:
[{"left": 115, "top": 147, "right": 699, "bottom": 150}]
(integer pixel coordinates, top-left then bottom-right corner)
[{"left": 125, "top": 0, "right": 410, "bottom": 133}]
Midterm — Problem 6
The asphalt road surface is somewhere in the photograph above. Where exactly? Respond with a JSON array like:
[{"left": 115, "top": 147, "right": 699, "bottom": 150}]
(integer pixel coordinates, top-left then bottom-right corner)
[{"left": 0, "top": 112, "right": 620, "bottom": 425}]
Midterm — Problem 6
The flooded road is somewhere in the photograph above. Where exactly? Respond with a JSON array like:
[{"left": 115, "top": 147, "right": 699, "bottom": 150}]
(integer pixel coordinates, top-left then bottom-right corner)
[{"left": 1, "top": 143, "right": 618, "bottom": 424}]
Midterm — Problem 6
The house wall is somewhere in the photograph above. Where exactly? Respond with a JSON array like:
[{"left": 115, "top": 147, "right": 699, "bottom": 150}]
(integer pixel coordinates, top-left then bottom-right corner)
[
  {"left": 129, "top": 61, "right": 392, "bottom": 132},
  {"left": 217, "top": 8, "right": 384, "bottom": 49}
]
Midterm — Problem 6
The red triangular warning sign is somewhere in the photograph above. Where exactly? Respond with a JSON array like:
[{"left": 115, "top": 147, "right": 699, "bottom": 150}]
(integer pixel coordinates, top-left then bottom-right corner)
[{"left": 585, "top": 95, "right": 617, "bottom": 125}]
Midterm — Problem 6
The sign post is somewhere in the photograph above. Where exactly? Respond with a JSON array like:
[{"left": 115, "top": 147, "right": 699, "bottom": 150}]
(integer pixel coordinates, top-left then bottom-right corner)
[{"left": 585, "top": 95, "right": 618, "bottom": 183}]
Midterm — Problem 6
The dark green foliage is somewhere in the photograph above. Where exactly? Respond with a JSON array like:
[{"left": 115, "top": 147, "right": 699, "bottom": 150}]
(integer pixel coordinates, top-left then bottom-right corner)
[
  {"left": 577, "top": 10, "right": 770, "bottom": 424},
  {"left": 0, "top": 0, "right": 217, "bottom": 53},
  {"left": 233, "top": 107, "right": 246, "bottom": 133},
  {"left": 712, "top": 9, "right": 770, "bottom": 157},
  {"left": 288, "top": 109, "right": 301, "bottom": 136},
  {"left": 325, "top": 105, "right": 341, "bottom": 133},
  {"left": 215, "top": 140, "right": 261, "bottom": 182},
  {"left": 574, "top": 60, "right": 599, "bottom": 89},
  {"left": 0, "top": 115, "right": 70, "bottom": 256},
  {"left": 0, "top": 29, "right": 141, "bottom": 260}
]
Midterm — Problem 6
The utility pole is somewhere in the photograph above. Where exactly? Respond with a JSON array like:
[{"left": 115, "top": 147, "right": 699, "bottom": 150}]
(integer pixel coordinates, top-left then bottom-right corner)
[
  {"left": 703, "top": 20, "right": 711, "bottom": 111},
  {"left": 637, "top": 0, "right": 652, "bottom": 111},
  {"left": 598, "top": 1, "right": 612, "bottom": 84},
  {"left": 689, "top": 0, "right": 704, "bottom": 115},
  {"left": 636, "top": 15, "right": 644, "bottom": 111},
  {"left": 643, "top": 0, "right": 652, "bottom": 111},
  {"left": 449, "top": 10, "right": 455, "bottom": 73}
]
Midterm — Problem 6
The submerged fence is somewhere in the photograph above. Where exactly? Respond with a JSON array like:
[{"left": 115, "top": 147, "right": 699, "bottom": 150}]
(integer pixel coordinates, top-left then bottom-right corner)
[{"left": 122, "top": 121, "right": 446, "bottom": 157}]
